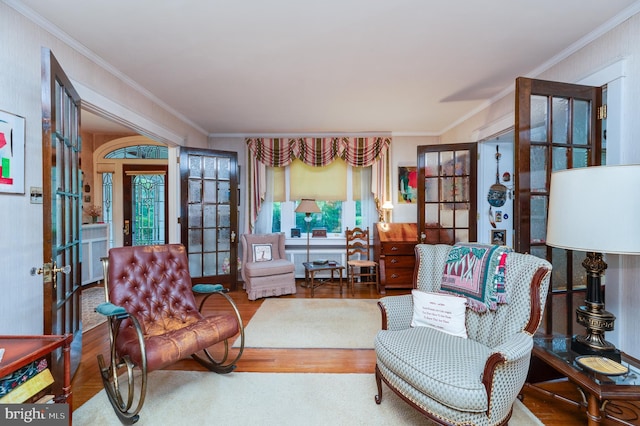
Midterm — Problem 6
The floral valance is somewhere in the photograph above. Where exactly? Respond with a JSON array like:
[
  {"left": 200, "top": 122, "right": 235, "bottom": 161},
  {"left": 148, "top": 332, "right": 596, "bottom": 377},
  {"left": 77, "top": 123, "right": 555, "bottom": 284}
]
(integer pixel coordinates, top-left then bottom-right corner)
[{"left": 246, "top": 137, "right": 391, "bottom": 168}]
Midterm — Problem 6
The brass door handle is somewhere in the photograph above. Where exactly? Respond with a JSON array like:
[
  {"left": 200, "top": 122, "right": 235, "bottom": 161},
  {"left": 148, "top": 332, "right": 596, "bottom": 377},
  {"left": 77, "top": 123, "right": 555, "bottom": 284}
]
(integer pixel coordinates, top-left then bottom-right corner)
[
  {"left": 31, "top": 261, "right": 70, "bottom": 289},
  {"left": 123, "top": 220, "right": 130, "bottom": 236}
]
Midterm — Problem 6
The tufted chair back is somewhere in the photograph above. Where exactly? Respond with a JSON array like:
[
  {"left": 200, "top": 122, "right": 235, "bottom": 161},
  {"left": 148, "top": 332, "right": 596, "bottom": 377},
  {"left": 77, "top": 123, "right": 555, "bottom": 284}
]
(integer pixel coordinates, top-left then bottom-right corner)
[
  {"left": 414, "top": 244, "right": 552, "bottom": 348},
  {"left": 107, "top": 244, "right": 202, "bottom": 341}
]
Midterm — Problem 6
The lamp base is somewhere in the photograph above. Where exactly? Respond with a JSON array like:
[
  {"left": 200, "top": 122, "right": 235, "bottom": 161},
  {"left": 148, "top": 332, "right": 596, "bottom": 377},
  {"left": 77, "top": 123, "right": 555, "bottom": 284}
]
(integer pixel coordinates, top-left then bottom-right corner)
[{"left": 571, "top": 336, "right": 621, "bottom": 362}]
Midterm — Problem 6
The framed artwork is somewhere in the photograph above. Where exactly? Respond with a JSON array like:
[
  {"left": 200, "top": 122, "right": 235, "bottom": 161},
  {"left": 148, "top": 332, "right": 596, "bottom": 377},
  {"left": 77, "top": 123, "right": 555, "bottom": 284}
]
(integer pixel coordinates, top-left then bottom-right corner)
[
  {"left": 0, "top": 110, "right": 26, "bottom": 194},
  {"left": 491, "top": 229, "right": 507, "bottom": 246},
  {"left": 252, "top": 243, "right": 272, "bottom": 262},
  {"left": 398, "top": 166, "right": 417, "bottom": 204}
]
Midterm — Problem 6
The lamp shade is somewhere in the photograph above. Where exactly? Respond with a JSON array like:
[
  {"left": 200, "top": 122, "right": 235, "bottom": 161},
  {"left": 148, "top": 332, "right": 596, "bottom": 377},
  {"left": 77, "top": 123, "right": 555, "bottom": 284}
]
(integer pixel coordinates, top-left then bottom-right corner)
[
  {"left": 546, "top": 164, "right": 640, "bottom": 255},
  {"left": 295, "top": 198, "right": 321, "bottom": 214},
  {"left": 382, "top": 201, "right": 394, "bottom": 210}
]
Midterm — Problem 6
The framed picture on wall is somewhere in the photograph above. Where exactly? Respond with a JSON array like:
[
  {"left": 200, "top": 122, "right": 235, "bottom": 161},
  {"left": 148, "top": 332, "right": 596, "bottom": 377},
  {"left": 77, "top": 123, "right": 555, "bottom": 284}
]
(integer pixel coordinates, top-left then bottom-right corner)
[
  {"left": 491, "top": 229, "right": 507, "bottom": 246},
  {"left": 398, "top": 165, "right": 417, "bottom": 204},
  {"left": 0, "top": 110, "right": 26, "bottom": 194}
]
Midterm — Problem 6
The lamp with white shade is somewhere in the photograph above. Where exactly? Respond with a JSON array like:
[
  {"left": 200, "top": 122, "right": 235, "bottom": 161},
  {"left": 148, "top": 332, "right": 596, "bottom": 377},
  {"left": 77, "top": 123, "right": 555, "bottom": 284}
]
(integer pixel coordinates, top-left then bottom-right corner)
[
  {"left": 546, "top": 164, "right": 640, "bottom": 361},
  {"left": 295, "top": 199, "right": 321, "bottom": 263}
]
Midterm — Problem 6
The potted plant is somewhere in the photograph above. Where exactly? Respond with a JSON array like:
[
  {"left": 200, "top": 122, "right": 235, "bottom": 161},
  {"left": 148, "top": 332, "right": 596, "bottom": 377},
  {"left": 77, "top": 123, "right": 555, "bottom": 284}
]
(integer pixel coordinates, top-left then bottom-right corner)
[{"left": 85, "top": 204, "right": 102, "bottom": 223}]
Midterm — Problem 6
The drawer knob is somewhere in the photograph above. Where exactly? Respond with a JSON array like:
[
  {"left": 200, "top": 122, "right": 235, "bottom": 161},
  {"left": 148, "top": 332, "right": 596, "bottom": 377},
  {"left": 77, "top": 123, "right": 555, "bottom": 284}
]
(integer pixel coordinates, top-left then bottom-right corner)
[
  {"left": 390, "top": 259, "right": 398, "bottom": 264},
  {"left": 391, "top": 274, "right": 399, "bottom": 279},
  {"left": 391, "top": 246, "right": 399, "bottom": 251}
]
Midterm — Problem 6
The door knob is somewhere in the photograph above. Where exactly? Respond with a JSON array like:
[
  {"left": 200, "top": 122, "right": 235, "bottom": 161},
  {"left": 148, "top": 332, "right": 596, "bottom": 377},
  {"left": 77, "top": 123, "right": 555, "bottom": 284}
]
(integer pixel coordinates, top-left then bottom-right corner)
[{"left": 31, "top": 261, "right": 70, "bottom": 289}]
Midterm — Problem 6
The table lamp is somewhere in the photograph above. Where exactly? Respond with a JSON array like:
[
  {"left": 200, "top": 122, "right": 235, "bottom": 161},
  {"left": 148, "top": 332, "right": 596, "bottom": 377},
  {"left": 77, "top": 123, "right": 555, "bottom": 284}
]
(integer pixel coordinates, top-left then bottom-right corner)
[
  {"left": 381, "top": 200, "right": 394, "bottom": 224},
  {"left": 295, "top": 199, "right": 321, "bottom": 263},
  {"left": 546, "top": 164, "right": 640, "bottom": 361}
]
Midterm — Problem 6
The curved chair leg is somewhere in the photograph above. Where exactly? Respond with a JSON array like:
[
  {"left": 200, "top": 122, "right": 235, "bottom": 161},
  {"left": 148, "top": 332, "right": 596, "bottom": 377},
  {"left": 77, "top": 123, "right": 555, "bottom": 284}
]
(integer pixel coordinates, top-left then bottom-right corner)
[
  {"left": 193, "top": 290, "right": 245, "bottom": 374},
  {"left": 374, "top": 364, "right": 384, "bottom": 404},
  {"left": 97, "top": 315, "right": 147, "bottom": 425}
]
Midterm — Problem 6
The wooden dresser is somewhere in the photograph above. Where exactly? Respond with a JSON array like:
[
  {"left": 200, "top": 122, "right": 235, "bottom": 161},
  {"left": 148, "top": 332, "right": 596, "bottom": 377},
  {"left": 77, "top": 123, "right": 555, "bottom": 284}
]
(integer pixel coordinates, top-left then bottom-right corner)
[{"left": 373, "top": 223, "right": 418, "bottom": 293}]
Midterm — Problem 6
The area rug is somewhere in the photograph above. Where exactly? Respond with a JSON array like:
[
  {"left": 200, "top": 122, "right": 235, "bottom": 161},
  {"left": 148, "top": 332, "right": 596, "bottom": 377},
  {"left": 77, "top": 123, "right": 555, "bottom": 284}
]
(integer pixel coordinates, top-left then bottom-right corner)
[
  {"left": 73, "top": 371, "right": 543, "bottom": 425},
  {"left": 234, "top": 298, "right": 381, "bottom": 349},
  {"left": 81, "top": 286, "right": 106, "bottom": 332}
]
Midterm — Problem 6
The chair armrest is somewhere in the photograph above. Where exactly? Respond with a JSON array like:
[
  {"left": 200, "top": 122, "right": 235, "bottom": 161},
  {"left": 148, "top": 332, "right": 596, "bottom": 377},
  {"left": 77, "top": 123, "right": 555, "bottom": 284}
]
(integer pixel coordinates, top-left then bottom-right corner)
[
  {"left": 378, "top": 294, "right": 413, "bottom": 330},
  {"left": 491, "top": 332, "right": 534, "bottom": 362},
  {"left": 95, "top": 302, "right": 128, "bottom": 318},
  {"left": 482, "top": 332, "right": 534, "bottom": 421},
  {"left": 192, "top": 284, "right": 226, "bottom": 294}
]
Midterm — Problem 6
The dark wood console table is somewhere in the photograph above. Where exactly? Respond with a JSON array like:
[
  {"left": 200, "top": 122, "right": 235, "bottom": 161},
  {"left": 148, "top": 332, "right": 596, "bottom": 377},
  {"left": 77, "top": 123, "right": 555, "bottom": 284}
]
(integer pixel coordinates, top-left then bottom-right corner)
[
  {"left": 526, "top": 336, "right": 640, "bottom": 425},
  {"left": 373, "top": 223, "right": 418, "bottom": 293}
]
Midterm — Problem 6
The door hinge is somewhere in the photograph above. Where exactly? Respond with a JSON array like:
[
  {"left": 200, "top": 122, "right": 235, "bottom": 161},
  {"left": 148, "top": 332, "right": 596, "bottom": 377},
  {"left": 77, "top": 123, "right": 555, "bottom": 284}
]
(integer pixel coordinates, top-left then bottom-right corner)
[{"left": 597, "top": 105, "right": 607, "bottom": 120}]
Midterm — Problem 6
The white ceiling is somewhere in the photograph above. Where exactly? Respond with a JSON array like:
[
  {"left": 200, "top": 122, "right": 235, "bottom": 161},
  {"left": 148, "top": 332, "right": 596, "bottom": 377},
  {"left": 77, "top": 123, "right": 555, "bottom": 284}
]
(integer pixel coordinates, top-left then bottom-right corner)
[{"left": 12, "top": 0, "right": 640, "bottom": 136}]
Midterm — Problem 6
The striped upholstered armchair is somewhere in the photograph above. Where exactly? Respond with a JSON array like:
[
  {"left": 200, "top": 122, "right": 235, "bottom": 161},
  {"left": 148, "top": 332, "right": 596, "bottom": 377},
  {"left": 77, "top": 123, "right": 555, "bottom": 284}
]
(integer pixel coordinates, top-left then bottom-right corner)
[{"left": 374, "top": 243, "right": 551, "bottom": 425}]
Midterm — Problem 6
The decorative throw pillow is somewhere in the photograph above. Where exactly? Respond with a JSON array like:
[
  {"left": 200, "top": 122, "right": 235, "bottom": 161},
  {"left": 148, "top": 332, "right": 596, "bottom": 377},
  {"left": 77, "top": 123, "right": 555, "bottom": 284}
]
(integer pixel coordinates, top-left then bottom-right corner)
[
  {"left": 410, "top": 290, "right": 468, "bottom": 338},
  {"left": 252, "top": 243, "right": 273, "bottom": 262}
]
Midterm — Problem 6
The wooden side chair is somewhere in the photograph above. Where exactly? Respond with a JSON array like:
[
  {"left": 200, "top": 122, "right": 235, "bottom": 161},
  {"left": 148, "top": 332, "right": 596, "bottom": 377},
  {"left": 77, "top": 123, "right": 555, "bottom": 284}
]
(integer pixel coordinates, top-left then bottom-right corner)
[
  {"left": 96, "top": 244, "right": 244, "bottom": 424},
  {"left": 345, "top": 227, "right": 380, "bottom": 295}
]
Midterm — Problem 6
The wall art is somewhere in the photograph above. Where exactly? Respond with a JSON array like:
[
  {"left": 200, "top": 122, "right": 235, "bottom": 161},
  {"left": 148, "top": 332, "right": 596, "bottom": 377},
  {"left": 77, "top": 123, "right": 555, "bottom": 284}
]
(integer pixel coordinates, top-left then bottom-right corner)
[{"left": 0, "top": 110, "right": 25, "bottom": 194}]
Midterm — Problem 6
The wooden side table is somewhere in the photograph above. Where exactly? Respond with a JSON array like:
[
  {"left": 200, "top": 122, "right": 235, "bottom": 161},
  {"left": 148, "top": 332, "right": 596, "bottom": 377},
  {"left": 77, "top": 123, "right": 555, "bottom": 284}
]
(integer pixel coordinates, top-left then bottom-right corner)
[
  {"left": 526, "top": 336, "right": 640, "bottom": 425},
  {"left": 302, "top": 262, "right": 345, "bottom": 297}
]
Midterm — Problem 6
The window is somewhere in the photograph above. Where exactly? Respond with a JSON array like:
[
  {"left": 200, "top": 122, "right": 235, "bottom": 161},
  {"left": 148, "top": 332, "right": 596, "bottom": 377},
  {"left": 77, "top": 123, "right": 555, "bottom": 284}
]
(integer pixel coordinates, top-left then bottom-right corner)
[{"left": 256, "top": 163, "right": 375, "bottom": 236}]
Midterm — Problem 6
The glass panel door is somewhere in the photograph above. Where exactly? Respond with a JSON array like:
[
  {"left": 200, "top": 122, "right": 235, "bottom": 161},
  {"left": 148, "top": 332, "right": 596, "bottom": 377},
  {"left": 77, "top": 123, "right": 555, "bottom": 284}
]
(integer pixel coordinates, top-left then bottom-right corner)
[
  {"left": 515, "top": 77, "right": 602, "bottom": 336},
  {"left": 180, "top": 148, "right": 238, "bottom": 289},
  {"left": 417, "top": 143, "right": 477, "bottom": 244}
]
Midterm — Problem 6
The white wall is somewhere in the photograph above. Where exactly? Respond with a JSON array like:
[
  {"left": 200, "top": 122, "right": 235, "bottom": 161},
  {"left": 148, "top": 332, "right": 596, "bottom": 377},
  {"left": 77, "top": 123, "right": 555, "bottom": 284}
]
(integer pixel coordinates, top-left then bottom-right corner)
[
  {"left": 441, "top": 12, "right": 640, "bottom": 358},
  {"left": 0, "top": 3, "right": 208, "bottom": 334}
]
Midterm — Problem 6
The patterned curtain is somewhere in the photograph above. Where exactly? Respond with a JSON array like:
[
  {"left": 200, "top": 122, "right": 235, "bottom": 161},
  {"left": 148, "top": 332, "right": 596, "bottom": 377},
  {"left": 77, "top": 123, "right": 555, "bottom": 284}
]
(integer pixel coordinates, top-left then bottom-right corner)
[{"left": 246, "top": 136, "right": 391, "bottom": 230}]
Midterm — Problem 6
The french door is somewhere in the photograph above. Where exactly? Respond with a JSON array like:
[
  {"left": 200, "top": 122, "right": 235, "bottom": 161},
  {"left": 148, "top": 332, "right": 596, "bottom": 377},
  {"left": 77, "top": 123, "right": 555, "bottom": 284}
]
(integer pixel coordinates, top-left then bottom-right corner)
[
  {"left": 41, "top": 48, "right": 83, "bottom": 385},
  {"left": 180, "top": 148, "right": 238, "bottom": 289},
  {"left": 417, "top": 143, "right": 478, "bottom": 244},
  {"left": 515, "top": 77, "right": 602, "bottom": 336}
]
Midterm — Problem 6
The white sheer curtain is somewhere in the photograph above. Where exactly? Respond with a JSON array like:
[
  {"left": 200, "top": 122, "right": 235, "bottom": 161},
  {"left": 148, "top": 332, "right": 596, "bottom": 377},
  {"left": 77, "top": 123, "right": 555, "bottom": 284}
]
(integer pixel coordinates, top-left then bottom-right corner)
[{"left": 254, "top": 166, "right": 275, "bottom": 234}]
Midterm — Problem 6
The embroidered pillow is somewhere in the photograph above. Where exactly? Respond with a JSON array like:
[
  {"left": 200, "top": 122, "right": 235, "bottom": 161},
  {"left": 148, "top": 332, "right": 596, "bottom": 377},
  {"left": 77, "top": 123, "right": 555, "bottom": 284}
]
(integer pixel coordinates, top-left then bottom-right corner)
[
  {"left": 411, "top": 290, "right": 468, "bottom": 338},
  {"left": 252, "top": 243, "right": 273, "bottom": 262}
]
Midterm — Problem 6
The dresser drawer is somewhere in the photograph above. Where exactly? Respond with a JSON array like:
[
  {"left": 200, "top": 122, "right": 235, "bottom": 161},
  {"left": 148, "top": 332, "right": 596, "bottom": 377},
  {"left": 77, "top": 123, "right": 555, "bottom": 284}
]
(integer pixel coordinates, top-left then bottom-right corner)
[
  {"left": 384, "top": 255, "right": 415, "bottom": 269},
  {"left": 380, "top": 243, "right": 415, "bottom": 256},
  {"left": 383, "top": 268, "right": 414, "bottom": 287}
]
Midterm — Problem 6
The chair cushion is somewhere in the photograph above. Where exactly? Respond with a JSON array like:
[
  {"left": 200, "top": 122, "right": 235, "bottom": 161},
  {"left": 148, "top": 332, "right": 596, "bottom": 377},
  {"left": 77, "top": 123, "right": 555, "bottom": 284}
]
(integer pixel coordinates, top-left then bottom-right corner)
[
  {"left": 375, "top": 327, "right": 491, "bottom": 413},
  {"left": 244, "top": 259, "right": 294, "bottom": 278},
  {"left": 117, "top": 313, "right": 239, "bottom": 372}
]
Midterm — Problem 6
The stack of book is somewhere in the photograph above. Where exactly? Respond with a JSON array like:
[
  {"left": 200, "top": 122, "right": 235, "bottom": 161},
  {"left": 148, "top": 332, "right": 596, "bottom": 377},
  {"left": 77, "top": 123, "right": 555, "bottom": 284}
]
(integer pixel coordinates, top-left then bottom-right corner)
[{"left": 0, "top": 358, "right": 54, "bottom": 403}]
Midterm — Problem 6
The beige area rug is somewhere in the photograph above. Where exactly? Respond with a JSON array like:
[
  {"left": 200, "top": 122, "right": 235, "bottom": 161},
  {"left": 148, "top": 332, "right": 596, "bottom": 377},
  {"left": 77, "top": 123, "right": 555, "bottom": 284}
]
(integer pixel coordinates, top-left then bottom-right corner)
[
  {"left": 234, "top": 298, "right": 381, "bottom": 349},
  {"left": 73, "top": 371, "right": 543, "bottom": 426},
  {"left": 81, "top": 286, "right": 106, "bottom": 332}
]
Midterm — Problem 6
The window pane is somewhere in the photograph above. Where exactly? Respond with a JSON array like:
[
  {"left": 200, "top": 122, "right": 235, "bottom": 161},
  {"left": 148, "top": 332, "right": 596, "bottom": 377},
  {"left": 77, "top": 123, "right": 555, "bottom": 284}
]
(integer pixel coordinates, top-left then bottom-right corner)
[{"left": 295, "top": 200, "right": 342, "bottom": 233}]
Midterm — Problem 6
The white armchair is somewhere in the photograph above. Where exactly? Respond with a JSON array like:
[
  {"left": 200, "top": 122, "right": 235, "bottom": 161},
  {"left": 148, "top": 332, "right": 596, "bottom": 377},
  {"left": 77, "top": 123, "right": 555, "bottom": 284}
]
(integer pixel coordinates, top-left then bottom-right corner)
[{"left": 374, "top": 243, "right": 551, "bottom": 425}]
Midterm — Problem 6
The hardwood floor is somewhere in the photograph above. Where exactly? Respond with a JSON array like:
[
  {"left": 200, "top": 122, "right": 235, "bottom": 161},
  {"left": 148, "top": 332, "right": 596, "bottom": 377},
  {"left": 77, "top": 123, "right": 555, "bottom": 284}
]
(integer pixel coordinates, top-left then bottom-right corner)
[{"left": 72, "top": 281, "right": 626, "bottom": 425}]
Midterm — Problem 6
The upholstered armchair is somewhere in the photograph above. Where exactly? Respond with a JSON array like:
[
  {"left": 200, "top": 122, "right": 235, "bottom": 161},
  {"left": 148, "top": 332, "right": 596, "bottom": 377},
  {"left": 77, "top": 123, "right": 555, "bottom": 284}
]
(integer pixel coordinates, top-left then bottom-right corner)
[
  {"left": 241, "top": 232, "right": 296, "bottom": 301},
  {"left": 374, "top": 243, "right": 552, "bottom": 426}
]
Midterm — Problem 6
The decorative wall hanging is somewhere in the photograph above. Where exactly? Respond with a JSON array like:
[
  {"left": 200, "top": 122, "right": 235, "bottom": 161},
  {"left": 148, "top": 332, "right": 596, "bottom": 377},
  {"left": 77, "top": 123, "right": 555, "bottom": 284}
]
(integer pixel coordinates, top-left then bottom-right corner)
[
  {"left": 487, "top": 145, "right": 507, "bottom": 228},
  {"left": 0, "top": 110, "right": 26, "bottom": 194},
  {"left": 487, "top": 146, "right": 507, "bottom": 208}
]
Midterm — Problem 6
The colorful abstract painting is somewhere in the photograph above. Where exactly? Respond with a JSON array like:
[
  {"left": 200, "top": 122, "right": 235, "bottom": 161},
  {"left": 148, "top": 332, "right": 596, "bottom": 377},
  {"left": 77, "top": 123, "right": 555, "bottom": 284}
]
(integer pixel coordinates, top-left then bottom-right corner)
[{"left": 0, "top": 110, "right": 25, "bottom": 194}]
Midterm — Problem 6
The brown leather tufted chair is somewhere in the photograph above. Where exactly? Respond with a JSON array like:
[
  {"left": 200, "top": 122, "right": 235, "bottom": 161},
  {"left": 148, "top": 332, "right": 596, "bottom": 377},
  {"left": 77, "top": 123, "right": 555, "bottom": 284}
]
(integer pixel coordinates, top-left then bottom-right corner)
[{"left": 96, "top": 244, "right": 244, "bottom": 424}]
